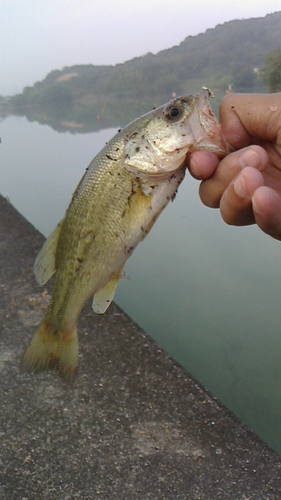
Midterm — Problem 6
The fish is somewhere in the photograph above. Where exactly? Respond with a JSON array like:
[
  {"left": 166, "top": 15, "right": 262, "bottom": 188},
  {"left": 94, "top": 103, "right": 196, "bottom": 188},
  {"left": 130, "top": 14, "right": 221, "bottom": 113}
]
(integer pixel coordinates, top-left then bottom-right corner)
[{"left": 21, "top": 89, "right": 231, "bottom": 380}]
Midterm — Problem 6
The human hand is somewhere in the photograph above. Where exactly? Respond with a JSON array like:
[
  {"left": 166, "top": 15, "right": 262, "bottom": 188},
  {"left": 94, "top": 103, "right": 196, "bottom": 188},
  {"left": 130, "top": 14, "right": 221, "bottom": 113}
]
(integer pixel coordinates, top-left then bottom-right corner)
[{"left": 188, "top": 93, "right": 281, "bottom": 240}]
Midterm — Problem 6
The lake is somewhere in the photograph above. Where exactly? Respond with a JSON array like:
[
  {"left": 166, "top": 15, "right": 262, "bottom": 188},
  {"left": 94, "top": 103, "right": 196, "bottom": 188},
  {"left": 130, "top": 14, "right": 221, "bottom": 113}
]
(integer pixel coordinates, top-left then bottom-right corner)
[{"left": 2, "top": 113, "right": 281, "bottom": 455}]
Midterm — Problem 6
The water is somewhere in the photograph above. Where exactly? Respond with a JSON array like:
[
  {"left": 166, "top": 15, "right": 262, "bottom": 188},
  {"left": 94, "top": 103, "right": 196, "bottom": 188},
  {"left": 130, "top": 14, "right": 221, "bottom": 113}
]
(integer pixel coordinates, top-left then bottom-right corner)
[{"left": 2, "top": 114, "right": 281, "bottom": 454}]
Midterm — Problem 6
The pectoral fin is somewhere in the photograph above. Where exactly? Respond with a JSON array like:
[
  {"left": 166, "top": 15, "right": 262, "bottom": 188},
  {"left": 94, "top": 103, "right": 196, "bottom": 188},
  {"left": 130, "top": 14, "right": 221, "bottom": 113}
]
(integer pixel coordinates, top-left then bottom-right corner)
[
  {"left": 34, "top": 220, "right": 64, "bottom": 285},
  {"left": 92, "top": 267, "right": 123, "bottom": 314}
]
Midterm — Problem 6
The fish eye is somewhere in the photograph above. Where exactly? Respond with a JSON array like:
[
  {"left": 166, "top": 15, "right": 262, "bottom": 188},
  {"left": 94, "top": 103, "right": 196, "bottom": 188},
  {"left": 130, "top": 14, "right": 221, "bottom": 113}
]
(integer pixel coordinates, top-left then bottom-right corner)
[{"left": 163, "top": 104, "right": 183, "bottom": 122}]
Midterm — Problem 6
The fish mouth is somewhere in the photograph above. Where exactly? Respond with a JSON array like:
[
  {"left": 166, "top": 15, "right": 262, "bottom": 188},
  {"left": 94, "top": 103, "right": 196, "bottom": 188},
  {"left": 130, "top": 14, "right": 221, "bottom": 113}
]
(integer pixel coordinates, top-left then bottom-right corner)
[{"left": 187, "top": 88, "right": 233, "bottom": 157}]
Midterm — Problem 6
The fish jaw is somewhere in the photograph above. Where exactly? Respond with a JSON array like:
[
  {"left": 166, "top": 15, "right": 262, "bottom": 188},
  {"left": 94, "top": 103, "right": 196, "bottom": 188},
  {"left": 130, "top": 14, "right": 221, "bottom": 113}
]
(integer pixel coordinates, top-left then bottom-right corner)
[
  {"left": 123, "top": 98, "right": 195, "bottom": 177},
  {"left": 185, "top": 89, "right": 233, "bottom": 157}
]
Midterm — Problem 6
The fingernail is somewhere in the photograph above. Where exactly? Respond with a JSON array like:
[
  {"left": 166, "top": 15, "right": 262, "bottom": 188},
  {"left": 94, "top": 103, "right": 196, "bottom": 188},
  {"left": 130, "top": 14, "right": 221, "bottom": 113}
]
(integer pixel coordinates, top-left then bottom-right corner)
[
  {"left": 239, "top": 149, "right": 259, "bottom": 169},
  {"left": 233, "top": 174, "right": 248, "bottom": 199},
  {"left": 252, "top": 199, "right": 264, "bottom": 216}
]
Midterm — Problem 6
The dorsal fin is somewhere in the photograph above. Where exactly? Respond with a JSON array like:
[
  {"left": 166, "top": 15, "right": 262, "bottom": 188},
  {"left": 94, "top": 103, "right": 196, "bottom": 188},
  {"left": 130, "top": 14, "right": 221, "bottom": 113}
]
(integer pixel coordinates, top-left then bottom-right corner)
[{"left": 34, "top": 220, "right": 64, "bottom": 285}]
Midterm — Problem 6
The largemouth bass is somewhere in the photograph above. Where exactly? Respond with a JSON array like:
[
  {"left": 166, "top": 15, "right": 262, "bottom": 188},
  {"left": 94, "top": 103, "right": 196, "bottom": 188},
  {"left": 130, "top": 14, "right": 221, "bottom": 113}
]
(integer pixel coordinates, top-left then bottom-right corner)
[{"left": 22, "top": 90, "right": 231, "bottom": 379}]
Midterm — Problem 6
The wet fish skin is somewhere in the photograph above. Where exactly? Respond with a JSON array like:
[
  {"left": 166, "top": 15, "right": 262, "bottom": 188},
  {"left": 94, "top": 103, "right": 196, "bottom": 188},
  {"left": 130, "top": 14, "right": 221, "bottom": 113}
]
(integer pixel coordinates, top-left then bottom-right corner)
[{"left": 21, "top": 90, "right": 231, "bottom": 380}]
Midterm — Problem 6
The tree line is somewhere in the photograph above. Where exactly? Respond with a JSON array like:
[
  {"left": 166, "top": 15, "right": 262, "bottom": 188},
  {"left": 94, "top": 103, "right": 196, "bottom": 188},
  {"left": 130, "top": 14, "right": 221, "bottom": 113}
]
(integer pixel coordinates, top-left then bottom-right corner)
[{"left": 3, "top": 12, "right": 281, "bottom": 132}]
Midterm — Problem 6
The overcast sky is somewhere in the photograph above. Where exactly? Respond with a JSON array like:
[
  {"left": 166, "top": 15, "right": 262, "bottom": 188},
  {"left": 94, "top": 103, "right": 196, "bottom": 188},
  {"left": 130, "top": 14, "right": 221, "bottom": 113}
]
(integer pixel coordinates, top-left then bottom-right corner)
[{"left": 1, "top": 0, "right": 281, "bottom": 96}]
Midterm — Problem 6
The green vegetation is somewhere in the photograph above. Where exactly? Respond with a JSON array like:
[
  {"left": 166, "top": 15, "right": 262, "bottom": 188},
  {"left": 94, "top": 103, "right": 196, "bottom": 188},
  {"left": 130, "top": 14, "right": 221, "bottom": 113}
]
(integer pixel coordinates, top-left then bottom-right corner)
[
  {"left": 260, "top": 46, "right": 281, "bottom": 92},
  {"left": 4, "top": 11, "right": 281, "bottom": 133}
]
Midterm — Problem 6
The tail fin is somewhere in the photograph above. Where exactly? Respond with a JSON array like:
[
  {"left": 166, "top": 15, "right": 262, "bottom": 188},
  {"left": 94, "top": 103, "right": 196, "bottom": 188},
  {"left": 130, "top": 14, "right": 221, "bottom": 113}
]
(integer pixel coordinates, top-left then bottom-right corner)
[{"left": 21, "top": 318, "right": 78, "bottom": 381}]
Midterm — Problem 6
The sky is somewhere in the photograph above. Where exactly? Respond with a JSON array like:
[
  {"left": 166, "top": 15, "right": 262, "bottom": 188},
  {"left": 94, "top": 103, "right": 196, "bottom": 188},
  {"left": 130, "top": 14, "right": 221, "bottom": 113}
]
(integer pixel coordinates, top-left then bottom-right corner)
[{"left": 1, "top": 0, "right": 281, "bottom": 96}]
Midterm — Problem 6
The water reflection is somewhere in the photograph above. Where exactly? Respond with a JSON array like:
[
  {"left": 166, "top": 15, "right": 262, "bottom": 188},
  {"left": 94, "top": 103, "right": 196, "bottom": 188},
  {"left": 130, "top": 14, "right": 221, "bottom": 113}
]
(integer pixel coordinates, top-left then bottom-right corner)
[
  {"left": 1, "top": 97, "right": 159, "bottom": 134},
  {"left": 1, "top": 114, "right": 281, "bottom": 455},
  {"left": 1, "top": 91, "right": 222, "bottom": 134}
]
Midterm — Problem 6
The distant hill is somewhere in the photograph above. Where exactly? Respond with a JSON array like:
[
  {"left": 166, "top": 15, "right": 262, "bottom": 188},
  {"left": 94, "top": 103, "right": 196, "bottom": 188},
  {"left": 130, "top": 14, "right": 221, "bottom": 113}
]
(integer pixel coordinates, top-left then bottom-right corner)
[{"left": 5, "top": 11, "right": 281, "bottom": 133}]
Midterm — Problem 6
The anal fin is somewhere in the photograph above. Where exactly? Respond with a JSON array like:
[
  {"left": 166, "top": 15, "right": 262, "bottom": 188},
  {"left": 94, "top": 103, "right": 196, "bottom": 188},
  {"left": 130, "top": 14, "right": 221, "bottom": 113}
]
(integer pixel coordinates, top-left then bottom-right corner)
[{"left": 93, "top": 267, "right": 123, "bottom": 314}]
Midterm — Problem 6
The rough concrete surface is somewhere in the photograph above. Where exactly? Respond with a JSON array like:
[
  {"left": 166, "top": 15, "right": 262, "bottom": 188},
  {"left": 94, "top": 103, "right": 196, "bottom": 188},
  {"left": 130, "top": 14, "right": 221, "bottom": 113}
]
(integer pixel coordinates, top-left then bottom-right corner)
[{"left": 0, "top": 194, "right": 281, "bottom": 500}]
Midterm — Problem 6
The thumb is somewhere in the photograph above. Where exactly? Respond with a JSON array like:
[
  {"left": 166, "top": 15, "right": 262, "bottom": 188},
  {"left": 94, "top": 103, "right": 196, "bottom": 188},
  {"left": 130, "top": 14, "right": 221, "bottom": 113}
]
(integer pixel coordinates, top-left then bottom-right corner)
[
  {"left": 219, "top": 93, "right": 281, "bottom": 149},
  {"left": 252, "top": 186, "right": 281, "bottom": 241}
]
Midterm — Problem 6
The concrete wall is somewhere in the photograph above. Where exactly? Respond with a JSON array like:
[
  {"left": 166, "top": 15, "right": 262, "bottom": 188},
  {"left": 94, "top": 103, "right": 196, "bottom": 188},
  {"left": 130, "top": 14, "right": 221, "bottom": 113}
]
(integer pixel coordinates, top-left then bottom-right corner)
[{"left": 1, "top": 194, "right": 281, "bottom": 499}]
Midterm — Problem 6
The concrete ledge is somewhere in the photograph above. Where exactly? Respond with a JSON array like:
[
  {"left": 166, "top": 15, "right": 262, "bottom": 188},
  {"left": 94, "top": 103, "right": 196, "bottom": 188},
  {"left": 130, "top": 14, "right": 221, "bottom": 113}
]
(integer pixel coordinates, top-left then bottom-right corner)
[{"left": 1, "top": 194, "right": 281, "bottom": 499}]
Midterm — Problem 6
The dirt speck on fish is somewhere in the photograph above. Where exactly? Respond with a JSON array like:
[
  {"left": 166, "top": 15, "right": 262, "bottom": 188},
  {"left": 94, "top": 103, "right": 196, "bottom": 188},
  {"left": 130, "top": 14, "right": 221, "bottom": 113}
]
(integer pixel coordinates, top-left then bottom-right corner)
[{"left": 21, "top": 90, "right": 231, "bottom": 380}]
